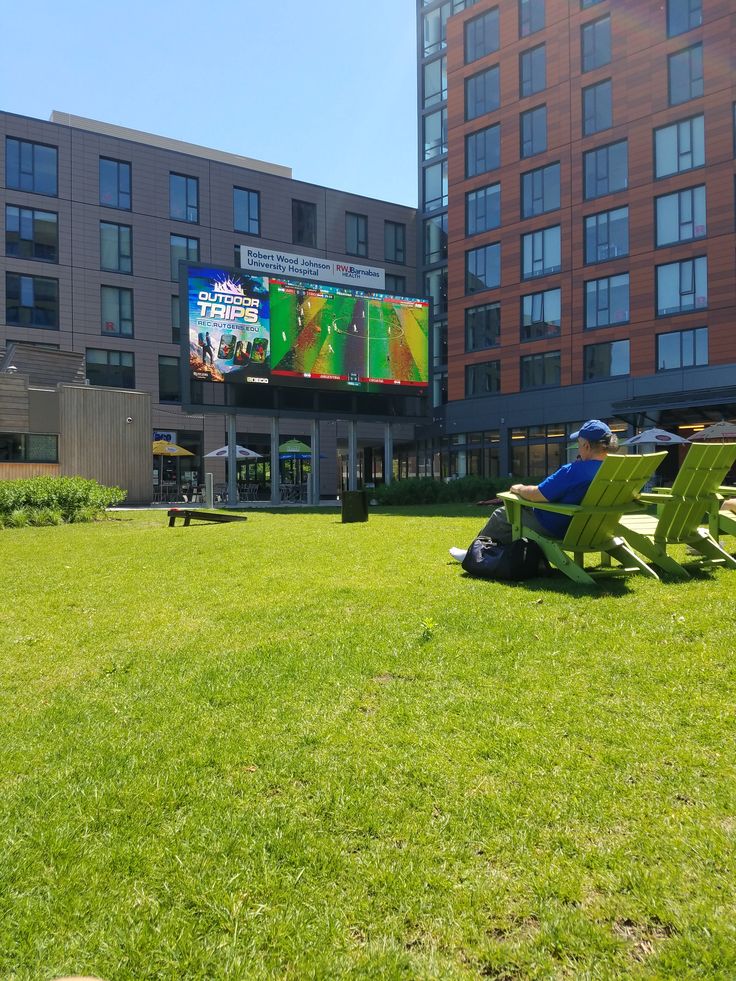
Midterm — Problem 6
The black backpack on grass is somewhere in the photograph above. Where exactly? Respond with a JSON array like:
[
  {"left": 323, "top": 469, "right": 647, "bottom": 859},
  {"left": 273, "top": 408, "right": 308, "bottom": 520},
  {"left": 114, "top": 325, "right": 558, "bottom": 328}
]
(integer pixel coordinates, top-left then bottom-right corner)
[{"left": 461, "top": 536, "right": 550, "bottom": 581}]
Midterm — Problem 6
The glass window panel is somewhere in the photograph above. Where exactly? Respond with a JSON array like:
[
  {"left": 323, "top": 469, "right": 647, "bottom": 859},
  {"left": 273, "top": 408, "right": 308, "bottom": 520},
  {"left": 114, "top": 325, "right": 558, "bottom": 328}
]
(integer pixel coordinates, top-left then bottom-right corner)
[{"left": 465, "top": 123, "right": 500, "bottom": 178}]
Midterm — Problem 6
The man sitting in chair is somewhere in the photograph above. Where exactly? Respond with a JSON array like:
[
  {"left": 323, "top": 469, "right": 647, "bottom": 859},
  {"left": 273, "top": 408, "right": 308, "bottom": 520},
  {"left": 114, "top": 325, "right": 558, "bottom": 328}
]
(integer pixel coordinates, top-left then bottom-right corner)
[{"left": 450, "top": 420, "right": 618, "bottom": 562}]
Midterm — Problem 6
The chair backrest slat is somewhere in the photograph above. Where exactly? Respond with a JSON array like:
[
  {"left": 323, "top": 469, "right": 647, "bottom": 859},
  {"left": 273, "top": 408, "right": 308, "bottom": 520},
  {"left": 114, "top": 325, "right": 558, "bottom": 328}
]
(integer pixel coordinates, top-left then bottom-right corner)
[
  {"left": 562, "top": 452, "right": 666, "bottom": 549},
  {"left": 655, "top": 443, "right": 736, "bottom": 542}
]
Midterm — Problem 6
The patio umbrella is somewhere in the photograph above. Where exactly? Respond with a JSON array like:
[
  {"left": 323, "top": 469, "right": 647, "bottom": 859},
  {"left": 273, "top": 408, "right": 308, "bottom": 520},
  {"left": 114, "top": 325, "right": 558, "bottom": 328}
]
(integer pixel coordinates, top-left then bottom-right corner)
[
  {"left": 279, "top": 438, "right": 312, "bottom": 454},
  {"left": 205, "top": 445, "right": 263, "bottom": 459},
  {"left": 152, "top": 440, "right": 194, "bottom": 500},
  {"left": 152, "top": 440, "right": 194, "bottom": 456},
  {"left": 688, "top": 420, "right": 736, "bottom": 441},
  {"left": 621, "top": 428, "right": 689, "bottom": 446}
]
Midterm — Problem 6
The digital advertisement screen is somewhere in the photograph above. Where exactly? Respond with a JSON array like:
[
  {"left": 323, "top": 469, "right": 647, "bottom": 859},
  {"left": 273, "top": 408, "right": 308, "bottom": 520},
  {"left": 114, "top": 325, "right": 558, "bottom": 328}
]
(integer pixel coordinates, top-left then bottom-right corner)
[{"left": 186, "top": 264, "right": 429, "bottom": 395}]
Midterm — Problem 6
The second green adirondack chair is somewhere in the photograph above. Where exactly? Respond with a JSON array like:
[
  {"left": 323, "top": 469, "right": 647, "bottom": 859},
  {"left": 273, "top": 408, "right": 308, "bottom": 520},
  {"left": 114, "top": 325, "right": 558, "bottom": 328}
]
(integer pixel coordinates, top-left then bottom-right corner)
[
  {"left": 713, "top": 485, "right": 736, "bottom": 540},
  {"left": 498, "top": 451, "right": 667, "bottom": 587},
  {"left": 618, "top": 443, "right": 736, "bottom": 578}
]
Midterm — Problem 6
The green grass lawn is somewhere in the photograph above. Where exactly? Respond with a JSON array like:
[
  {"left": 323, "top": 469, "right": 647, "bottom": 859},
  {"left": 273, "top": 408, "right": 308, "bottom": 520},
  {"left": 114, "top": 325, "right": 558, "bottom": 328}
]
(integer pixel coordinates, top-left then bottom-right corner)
[{"left": 2, "top": 506, "right": 735, "bottom": 980}]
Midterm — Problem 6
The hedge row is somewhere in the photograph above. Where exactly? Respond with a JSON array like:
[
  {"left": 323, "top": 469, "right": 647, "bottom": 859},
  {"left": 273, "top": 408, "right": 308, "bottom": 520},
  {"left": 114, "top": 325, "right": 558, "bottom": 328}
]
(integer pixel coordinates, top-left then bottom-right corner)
[
  {"left": 0, "top": 476, "right": 126, "bottom": 529},
  {"left": 370, "top": 475, "right": 514, "bottom": 505}
]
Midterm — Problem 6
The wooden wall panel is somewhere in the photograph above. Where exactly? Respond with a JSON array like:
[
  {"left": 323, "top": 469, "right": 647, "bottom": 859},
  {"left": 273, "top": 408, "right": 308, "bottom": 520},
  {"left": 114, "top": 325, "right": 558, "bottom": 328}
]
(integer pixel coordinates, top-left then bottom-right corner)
[
  {"left": 59, "top": 385, "right": 152, "bottom": 504},
  {"left": 0, "top": 376, "right": 30, "bottom": 431},
  {"left": 0, "top": 463, "right": 59, "bottom": 480}
]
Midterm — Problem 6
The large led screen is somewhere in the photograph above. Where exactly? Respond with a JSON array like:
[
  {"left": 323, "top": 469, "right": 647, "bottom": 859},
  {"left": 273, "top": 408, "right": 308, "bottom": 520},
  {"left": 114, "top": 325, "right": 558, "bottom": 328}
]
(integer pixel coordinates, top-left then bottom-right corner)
[{"left": 186, "top": 264, "right": 429, "bottom": 394}]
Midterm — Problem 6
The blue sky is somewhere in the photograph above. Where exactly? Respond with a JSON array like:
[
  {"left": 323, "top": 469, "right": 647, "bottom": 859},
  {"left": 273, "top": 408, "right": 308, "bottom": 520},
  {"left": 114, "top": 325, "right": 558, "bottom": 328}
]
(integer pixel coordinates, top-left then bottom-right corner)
[{"left": 1, "top": 0, "right": 419, "bottom": 206}]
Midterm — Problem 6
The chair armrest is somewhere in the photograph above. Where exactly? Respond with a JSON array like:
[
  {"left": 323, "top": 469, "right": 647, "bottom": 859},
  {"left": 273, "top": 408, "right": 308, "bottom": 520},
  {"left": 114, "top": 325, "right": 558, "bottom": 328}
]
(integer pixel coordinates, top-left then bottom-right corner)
[{"left": 498, "top": 492, "right": 645, "bottom": 517}]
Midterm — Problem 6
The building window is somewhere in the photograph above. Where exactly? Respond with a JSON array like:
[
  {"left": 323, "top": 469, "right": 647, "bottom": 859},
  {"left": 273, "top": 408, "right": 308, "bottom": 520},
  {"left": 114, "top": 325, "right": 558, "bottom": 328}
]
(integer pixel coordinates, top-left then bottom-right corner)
[
  {"left": 433, "top": 370, "right": 448, "bottom": 407},
  {"left": 385, "top": 274, "right": 406, "bottom": 294},
  {"left": 668, "top": 0, "right": 702, "bottom": 38},
  {"left": 465, "top": 7, "right": 499, "bottom": 63},
  {"left": 423, "top": 2, "right": 450, "bottom": 55},
  {"left": 519, "top": 0, "right": 544, "bottom": 37},
  {"left": 520, "top": 105, "right": 547, "bottom": 158},
  {"left": 656, "top": 256, "right": 707, "bottom": 315},
  {"left": 657, "top": 326, "right": 707, "bottom": 370},
  {"left": 99, "top": 158, "right": 131, "bottom": 210},
  {"left": 433, "top": 320, "right": 448, "bottom": 366},
  {"left": 5, "top": 273, "right": 59, "bottom": 329},
  {"left": 465, "top": 65, "right": 500, "bottom": 121},
  {"left": 5, "top": 206, "right": 57, "bottom": 262},
  {"left": 584, "top": 340, "right": 630, "bottom": 380},
  {"left": 171, "top": 295, "right": 180, "bottom": 344},
  {"left": 424, "top": 214, "right": 448, "bottom": 264},
  {"left": 582, "top": 79, "right": 612, "bottom": 136},
  {"left": 170, "top": 234, "right": 199, "bottom": 281},
  {"left": 668, "top": 44, "right": 703, "bottom": 105},
  {"left": 465, "top": 243, "right": 500, "bottom": 294},
  {"left": 292, "top": 200, "right": 317, "bottom": 247},
  {"left": 521, "top": 351, "right": 561, "bottom": 389},
  {"left": 655, "top": 185, "right": 706, "bottom": 246},
  {"left": 86, "top": 349, "right": 135, "bottom": 388},
  {"left": 465, "top": 301, "right": 500, "bottom": 351},
  {"left": 584, "top": 140, "right": 628, "bottom": 199},
  {"left": 654, "top": 115, "right": 704, "bottom": 177},
  {"left": 100, "top": 222, "right": 132, "bottom": 274},
  {"left": 521, "top": 162, "right": 560, "bottom": 218},
  {"left": 5, "top": 138, "right": 57, "bottom": 196},
  {"left": 423, "top": 108, "right": 448, "bottom": 159},
  {"left": 581, "top": 0, "right": 605, "bottom": 7},
  {"left": 425, "top": 268, "right": 448, "bottom": 316},
  {"left": 466, "top": 360, "right": 500, "bottom": 397},
  {"left": 520, "top": 44, "right": 546, "bottom": 98},
  {"left": 423, "top": 56, "right": 447, "bottom": 108},
  {"left": 170, "top": 173, "right": 199, "bottom": 223},
  {"left": 466, "top": 123, "right": 500, "bottom": 178},
  {"left": 346, "top": 213, "right": 368, "bottom": 257},
  {"left": 466, "top": 183, "right": 501, "bottom": 235},
  {"left": 521, "top": 288, "right": 561, "bottom": 341},
  {"left": 0, "top": 433, "right": 58, "bottom": 463},
  {"left": 159, "top": 355, "right": 181, "bottom": 402},
  {"left": 584, "top": 206, "right": 629, "bottom": 263},
  {"left": 584, "top": 274, "right": 630, "bottom": 328},
  {"left": 384, "top": 221, "right": 406, "bottom": 263},
  {"left": 101, "top": 286, "right": 134, "bottom": 337},
  {"left": 423, "top": 160, "right": 448, "bottom": 211},
  {"left": 234, "top": 187, "right": 260, "bottom": 235},
  {"left": 581, "top": 16, "right": 611, "bottom": 73},
  {"left": 522, "top": 226, "right": 561, "bottom": 279}
]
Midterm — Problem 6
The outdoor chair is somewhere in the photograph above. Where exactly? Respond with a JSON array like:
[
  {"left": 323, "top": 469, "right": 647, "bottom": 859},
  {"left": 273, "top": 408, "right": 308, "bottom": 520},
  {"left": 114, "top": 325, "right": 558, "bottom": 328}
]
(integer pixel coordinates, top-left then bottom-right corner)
[
  {"left": 618, "top": 443, "right": 736, "bottom": 578},
  {"left": 498, "top": 451, "right": 667, "bottom": 587},
  {"left": 715, "top": 486, "right": 736, "bottom": 539}
]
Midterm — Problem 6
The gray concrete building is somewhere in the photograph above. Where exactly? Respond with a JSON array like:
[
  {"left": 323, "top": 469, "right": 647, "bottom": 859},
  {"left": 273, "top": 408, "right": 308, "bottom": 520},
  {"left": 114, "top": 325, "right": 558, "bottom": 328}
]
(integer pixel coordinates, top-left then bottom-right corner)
[{"left": 0, "top": 110, "right": 420, "bottom": 499}]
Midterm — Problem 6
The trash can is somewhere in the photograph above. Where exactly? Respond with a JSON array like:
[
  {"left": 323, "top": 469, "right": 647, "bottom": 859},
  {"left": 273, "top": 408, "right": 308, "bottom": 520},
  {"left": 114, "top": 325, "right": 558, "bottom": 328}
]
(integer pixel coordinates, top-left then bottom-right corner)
[{"left": 341, "top": 489, "right": 369, "bottom": 523}]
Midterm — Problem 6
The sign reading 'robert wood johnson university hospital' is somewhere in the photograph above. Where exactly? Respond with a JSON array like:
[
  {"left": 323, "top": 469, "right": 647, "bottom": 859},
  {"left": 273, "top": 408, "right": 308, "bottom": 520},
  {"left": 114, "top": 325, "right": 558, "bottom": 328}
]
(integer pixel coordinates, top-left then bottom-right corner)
[{"left": 239, "top": 246, "right": 385, "bottom": 291}]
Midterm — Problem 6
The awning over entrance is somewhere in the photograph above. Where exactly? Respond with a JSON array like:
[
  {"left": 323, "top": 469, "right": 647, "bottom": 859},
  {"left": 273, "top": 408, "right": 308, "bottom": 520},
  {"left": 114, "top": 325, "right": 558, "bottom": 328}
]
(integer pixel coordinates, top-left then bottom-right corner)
[{"left": 611, "top": 384, "right": 736, "bottom": 427}]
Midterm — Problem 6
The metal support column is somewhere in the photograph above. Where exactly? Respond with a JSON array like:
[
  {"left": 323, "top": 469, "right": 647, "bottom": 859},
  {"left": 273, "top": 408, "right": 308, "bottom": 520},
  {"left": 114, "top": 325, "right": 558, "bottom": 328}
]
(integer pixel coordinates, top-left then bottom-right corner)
[
  {"left": 348, "top": 419, "right": 358, "bottom": 491},
  {"left": 310, "top": 418, "right": 320, "bottom": 505},
  {"left": 384, "top": 422, "right": 393, "bottom": 486},
  {"left": 270, "top": 417, "right": 280, "bottom": 505},
  {"left": 226, "top": 413, "right": 237, "bottom": 505}
]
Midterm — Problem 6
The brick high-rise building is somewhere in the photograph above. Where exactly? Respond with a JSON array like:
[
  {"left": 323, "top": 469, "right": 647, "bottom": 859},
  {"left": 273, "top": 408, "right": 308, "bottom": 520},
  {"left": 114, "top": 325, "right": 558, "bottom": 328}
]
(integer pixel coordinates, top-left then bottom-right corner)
[{"left": 418, "top": 0, "right": 736, "bottom": 480}]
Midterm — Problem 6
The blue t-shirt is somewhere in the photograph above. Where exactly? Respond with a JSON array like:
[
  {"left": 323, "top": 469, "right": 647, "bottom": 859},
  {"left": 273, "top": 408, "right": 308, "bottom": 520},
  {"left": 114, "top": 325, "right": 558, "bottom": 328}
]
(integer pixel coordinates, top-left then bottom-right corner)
[{"left": 532, "top": 459, "right": 603, "bottom": 538}]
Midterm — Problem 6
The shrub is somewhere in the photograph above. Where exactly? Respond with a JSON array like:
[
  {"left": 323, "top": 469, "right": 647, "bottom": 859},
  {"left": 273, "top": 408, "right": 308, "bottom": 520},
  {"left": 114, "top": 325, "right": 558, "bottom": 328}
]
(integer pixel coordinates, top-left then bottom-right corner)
[
  {"left": 6, "top": 507, "right": 31, "bottom": 528},
  {"left": 0, "top": 476, "right": 126, "bottom": 529},
  {"left": 371, "top": 475, "right": 514, "bottom": 506}
]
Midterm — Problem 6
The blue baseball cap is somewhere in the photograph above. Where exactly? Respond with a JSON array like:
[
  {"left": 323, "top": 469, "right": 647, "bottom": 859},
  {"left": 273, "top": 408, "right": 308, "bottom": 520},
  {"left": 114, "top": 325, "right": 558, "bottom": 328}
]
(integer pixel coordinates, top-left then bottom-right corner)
[{"left": 569, "top": 419, "right": 612, "bottom": 442}]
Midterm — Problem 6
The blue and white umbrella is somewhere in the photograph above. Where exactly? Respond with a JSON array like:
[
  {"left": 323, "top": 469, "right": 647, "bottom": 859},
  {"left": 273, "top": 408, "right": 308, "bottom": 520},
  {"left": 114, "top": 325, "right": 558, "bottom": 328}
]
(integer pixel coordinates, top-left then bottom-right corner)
[{"left": 621, "top": 428, "right": 688, "bottom": 446}]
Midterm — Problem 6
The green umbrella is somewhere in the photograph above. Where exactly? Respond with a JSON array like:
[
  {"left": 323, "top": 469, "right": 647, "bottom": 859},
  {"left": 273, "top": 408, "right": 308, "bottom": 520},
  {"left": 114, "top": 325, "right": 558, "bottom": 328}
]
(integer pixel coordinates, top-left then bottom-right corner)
[{"left": 279, "top": 438, "right": 311, "bottom": 454}]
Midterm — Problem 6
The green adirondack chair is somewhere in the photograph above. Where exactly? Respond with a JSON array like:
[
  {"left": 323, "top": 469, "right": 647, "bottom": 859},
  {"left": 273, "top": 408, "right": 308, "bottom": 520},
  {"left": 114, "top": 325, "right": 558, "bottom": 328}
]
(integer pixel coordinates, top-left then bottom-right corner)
[
  {"left": 713, "top": 484, "right": 736, "bottom": 540},
  {"left": 497, "top": 451, "right": 667, "bottom": 587},
  {"left": 618, "top": 443, "right": 736, "bottom": 578}
]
